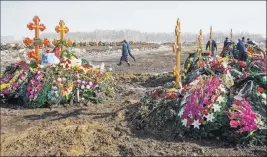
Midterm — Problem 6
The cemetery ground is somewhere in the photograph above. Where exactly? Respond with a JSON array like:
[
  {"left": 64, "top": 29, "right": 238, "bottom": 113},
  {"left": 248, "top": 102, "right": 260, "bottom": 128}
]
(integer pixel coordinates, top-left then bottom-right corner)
[{"left": 1, "top": 44, "right": 266, "bottom": 156}]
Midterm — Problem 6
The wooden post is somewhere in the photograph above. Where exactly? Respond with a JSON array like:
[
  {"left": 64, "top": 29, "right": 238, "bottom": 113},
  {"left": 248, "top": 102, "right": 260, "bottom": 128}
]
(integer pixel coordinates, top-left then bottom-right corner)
[
  {"left": 55, "top": 20, "right": 69, "bottom": 51},
  {"left": 25, "top": 16, "right": 46, "bottom": 64},
  {"left": 209, "top": 26, "right": 212, "bottom": 56},
  {"left": 198, "top": 29, "right": 203, "bottom": 67},
  {"left": 173, "top": 18, "right": 181, "bottom": 89},
  {"left": 230, "top": 29, "right": 233, "bottom": 42}
]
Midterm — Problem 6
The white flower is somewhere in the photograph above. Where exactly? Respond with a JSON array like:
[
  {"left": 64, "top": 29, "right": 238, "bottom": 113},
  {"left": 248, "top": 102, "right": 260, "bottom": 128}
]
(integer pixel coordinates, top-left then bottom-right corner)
[
  {"left": 261, "top": 93, "right": 266, "bottom": 99},
  {"left": 178, "top": 108, "right": 184, "bottom": 117},
  {"left": 89, "top": 82, "right": 93, "bottom": 86},
  {"left": 55, "top": 93, "right": 59, "bottom": 97},
  {"left": 62, "top": 78, "right": 66, "bottom": 82},
  {"left": 191, "top": 119, "right": 201, "bottom": 129},
  {"left": 234, "top": 95, "right": 243, "bottom": 100},
  {"left": 57, "top": 78, "right": 62, "bottom": 82},
  {"left": 205, "top": 113, "right": 215, "bottom": 122},
  {"left": 212, "top": 103, "right": 222, "bottom": 112},
  {"left": 52, "top": 86, "right": 58, "bottom": 91},
  {"left": 182, "top": 119, "right": 187, "bottom": 126},
  {"left": 81, "top": 85, "right": 85, "bottom": 89},
  {"left": 216, "top": 96, "right": 224, "bottom": 104},
  {"left": 86, "top": 85, "right": 90, "bottom": 89},
  {"left": 222, "top": 61, "right": 228, "bottom": 68},
  {"left": 77, "top": 79, "right": 81, "bottom": 83}
]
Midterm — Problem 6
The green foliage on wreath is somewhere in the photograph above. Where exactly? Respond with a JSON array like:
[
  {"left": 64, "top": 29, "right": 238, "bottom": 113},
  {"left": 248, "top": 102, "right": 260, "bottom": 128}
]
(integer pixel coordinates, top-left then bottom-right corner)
[
  {"left": 28, "top": 79, "right": 52, "bottom": 108},
  {"left": 30, "top": 60, "right": 38, "bottom": 68}
]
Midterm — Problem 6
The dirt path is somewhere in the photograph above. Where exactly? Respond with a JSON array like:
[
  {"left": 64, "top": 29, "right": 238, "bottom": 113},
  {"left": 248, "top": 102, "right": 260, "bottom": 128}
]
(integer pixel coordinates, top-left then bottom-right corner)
[{"left": 1, "top": 47, "right": 266, "bottom": 156}]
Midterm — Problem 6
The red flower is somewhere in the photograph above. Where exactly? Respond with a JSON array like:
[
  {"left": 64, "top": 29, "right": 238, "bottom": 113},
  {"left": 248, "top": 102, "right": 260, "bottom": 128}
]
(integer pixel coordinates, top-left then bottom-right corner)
[
  {"left": 230, "top": 120, "right": 239, "bottom": 128},
  {"left": 84, "top": 64, "right": 89, "bottom": 68},
  {"left": 66, "top": 64, "right": 69, "bottom": 69},
  {"left": 170, "top": 93, "right": 176, "bottom": 99},
  {"left": 27, "top": 86, "right": 32, "bottom": 92},
  {"left": 94, "top": 80, "right": 98, "bottom": 84},
  {"left": 37, "top": 86, "right": 42, "bottom": 92},
  {"left": 33, "top": 81, "right": 38, "bottom": 86},
  {"left": 239, "top": 61, "right": 246, "bottom": 68},
  {"left": 204, "top": 109, "right": 209, "bottom": 115},
  {"left": 257, "top": 87, "right": 264, "bottom": 93},
  {"left": 66, "top": 59, "right": 71, "bottom": 64},
  {"left": 163, "top": 93, "right": 169, "bottom": 97}
]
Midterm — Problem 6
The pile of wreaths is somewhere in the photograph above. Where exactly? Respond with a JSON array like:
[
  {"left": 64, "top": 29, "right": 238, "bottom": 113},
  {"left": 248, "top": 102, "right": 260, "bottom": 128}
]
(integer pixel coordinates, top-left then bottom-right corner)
[
  {"left": 0, "top": 42, "right": 116, "bottom": 108},
  {"left": 135, "top": 43, "right": 266, "bottom": 145}
]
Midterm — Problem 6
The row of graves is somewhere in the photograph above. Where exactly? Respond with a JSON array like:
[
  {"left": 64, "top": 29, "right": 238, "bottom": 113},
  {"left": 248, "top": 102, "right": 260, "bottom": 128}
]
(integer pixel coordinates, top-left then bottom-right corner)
[
  {"left": 134, "top": 20, "right": 266, "bottom": 145},
  {"left": 0, "top": 17, "right": 266, "bottom": 145}
]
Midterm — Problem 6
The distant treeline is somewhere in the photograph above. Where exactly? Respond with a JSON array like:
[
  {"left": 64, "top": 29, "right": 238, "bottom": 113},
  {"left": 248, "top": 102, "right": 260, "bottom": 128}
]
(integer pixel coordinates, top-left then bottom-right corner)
[
  {"left": 37, "top": 30, "right": 266, "bottom": 43},
  {"left": 1, "top": 30, "right": 265, "bottom": 44}
]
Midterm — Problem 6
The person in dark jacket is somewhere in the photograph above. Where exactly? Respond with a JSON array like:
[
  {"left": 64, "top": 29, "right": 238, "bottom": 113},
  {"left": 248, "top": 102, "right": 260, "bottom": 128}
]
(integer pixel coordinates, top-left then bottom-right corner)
[
  {"left": 247, "top": 38, "right": 255, "bottom": 45},
  {"left": 124, "top": 40, "right": 136, "bottom": 61},
  {"left": 223, "top": 37, "right": 230, "bottom": 48},
  {"left": 117, "top": 40, "right": 130, "bottom": 66},
  {"left": 206, "top": 40, "right": 217, "bottom": 56},
  {"left": 236, "top": 39, "right": 241, "bottom": 50},
  {"left": 238, "top": 37, "right": 247, "bottom": 61}
]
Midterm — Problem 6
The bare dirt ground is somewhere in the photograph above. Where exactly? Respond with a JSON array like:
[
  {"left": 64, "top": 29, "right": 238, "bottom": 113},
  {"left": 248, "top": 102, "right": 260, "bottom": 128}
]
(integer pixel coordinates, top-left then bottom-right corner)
[{"left": 1, "top": 45, "right": 266, "bottom": 156}]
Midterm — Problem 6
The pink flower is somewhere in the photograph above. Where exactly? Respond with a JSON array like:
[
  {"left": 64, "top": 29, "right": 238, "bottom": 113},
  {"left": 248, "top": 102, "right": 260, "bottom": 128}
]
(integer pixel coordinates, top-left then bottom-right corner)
[
  {"left": 29, "top": 95, "right": 34, "bottom": 99},
  {"left": 27, "top": 86, "right": 32, "bottom": 92},
  {"left": 18, "top": 73, "right": 25, "bottom": 79},
  {"left": 3, "top": 88, "right": 8, "bottom": 94},
  {"left": 12, "top": 82, "right": 18, "bottom": 88},
  {"left": 230, "top": 120, "right": 239, "bottom": 128}
]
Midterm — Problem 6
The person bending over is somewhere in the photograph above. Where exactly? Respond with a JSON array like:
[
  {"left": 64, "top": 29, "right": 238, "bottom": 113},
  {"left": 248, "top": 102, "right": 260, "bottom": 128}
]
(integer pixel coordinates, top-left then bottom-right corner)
[{"left": 206, "top": 39, "right": 217, "bottom": 56}]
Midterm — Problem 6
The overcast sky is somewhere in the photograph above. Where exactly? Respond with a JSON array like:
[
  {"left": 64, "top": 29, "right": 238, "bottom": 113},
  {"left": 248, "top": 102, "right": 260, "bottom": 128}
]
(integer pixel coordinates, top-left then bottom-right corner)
[{"left": 1, "top": 1, "right": 266, "bottom": 40}]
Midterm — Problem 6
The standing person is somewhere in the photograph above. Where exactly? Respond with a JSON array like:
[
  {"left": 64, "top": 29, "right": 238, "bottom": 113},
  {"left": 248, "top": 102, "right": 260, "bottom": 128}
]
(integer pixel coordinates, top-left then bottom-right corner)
[
  {"left": 124, "top": 40, "right": 136, "bottom": 61},
  {"left": 223, "top": 37, "right": 229, "bottom": 48},
  {"left": 239, "top": 37, "right": 247, "bottom": 61},
  {"left": 117, "top": 40, "right": 130, "bottom": 66},
  {"left": 206, "top": 39, "right": 217, "bottom": 56}
]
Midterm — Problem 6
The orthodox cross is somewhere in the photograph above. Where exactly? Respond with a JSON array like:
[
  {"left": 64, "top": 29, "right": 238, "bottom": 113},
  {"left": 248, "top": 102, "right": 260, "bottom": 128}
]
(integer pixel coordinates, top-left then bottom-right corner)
[
  {"left": 55, "top": 20, "right": 70, "bottom": 50},
  {"left": 173, "top": 18, "right": 181, "bottom": 89},
  {"left": 25, "top": 16, "right": 46, "bottom": 64}
]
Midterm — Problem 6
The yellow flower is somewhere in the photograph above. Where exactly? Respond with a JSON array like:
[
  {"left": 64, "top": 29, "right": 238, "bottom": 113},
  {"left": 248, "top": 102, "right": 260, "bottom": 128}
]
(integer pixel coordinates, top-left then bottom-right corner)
[
  {"left": 106, "top": 73, "right": 111, "bottom": 79},
  {"left": 0, "top": 83, "right": 8, "bottom": 90},
  {"left": 167, "top": 88, "right": 176, "bottom": 93},
  {"left": 70, "top": 56, "right": 76, "bottom": 60}
]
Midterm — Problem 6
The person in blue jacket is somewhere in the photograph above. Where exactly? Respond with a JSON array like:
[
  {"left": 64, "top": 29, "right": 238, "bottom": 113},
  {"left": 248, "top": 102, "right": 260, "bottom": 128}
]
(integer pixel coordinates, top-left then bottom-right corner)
[
  {"left": 206, "top": 39, "right": 217, "bottom": 56},
  {"left": 124, "top": 40, "right": 136, "bottom": 61},
  {"left": 117, "top": 40, "right": 130, "bottom": 66},
  {"left": 238, "top": 37, "right": 247, "bottom": 61}
]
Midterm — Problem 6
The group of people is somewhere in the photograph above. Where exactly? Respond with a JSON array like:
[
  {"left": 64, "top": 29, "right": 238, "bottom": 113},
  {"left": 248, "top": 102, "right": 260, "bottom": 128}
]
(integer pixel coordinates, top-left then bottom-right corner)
[
  {"left": 205, "top": 37, "right": 255, "bottom": 61},
  {"left": 118, "top": 37, "right": 256, "bottom": 66}
]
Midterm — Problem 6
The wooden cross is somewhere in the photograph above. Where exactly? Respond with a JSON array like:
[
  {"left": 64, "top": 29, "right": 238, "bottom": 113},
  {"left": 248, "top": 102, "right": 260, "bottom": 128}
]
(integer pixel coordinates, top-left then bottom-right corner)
[
  {"left": 173, "top": 18, "right": 181, "bottom": 89},
  {"left": 198, "top": 29, "right": 203, "bottom": 67},
  {"left": 209, "top": 26, "right": 212, "bottom": 56},
  {"left": 26, "top": 16, "right": 46, "bottom": 64},
  {"left": 55, "top": 20, "right": 69, "bottom": 50},
  {"left": 230, "top": 29, "right": 233, "bottom": 42}
]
